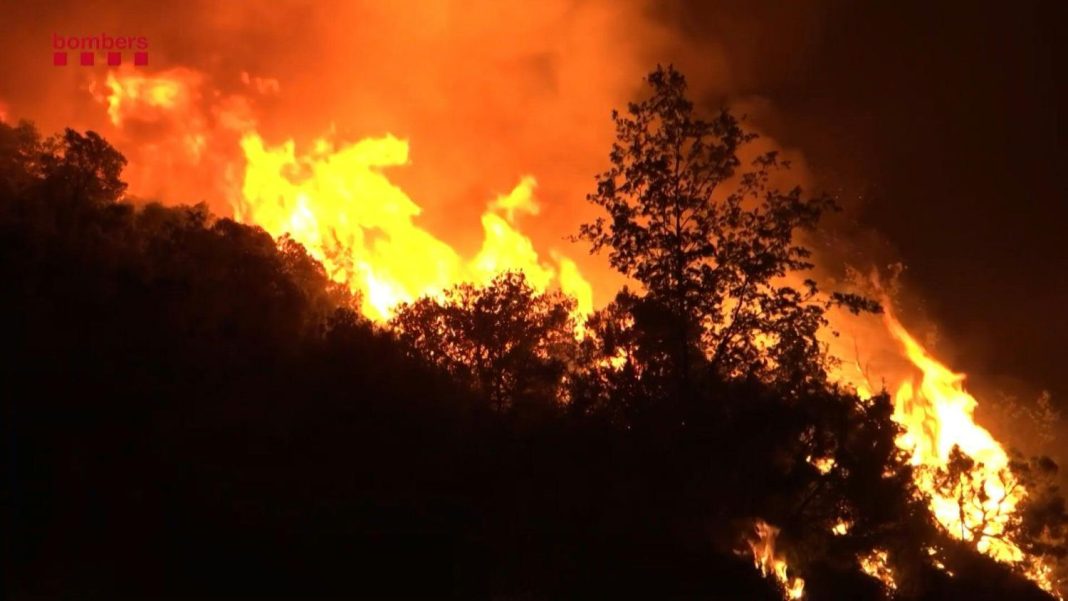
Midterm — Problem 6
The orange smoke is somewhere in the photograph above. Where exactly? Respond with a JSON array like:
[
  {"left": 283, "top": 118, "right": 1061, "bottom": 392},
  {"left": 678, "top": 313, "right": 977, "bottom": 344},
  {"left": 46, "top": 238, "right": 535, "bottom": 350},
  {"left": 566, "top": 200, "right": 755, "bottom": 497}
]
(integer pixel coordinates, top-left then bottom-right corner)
[
  {"left": 89, "top": 66, "right": 258, "bottom": 208},
  {"left": 98, "top": 67, "right": 202, "bottom": 127}
]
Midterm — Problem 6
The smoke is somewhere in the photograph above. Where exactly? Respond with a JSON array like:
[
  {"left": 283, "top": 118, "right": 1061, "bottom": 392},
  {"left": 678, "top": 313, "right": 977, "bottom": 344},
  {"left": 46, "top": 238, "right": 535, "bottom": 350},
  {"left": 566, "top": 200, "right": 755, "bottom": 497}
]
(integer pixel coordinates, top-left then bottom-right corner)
[
  {"left": 0, "top": 1, "right": 933, "bottom": 364},
  {"left": 0, "top": 0, "right": 717, "bottom": 304},
  {"left": 0, "top": 0, "right": 859, "bottom": 307}
]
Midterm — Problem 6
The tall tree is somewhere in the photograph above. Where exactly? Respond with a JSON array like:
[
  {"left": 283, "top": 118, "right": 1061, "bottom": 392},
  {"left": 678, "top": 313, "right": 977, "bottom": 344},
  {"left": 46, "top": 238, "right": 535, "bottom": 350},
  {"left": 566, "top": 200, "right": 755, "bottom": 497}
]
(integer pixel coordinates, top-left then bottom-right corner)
[{"left": 577, "top": 65, "right": 877, "bottom": 387}]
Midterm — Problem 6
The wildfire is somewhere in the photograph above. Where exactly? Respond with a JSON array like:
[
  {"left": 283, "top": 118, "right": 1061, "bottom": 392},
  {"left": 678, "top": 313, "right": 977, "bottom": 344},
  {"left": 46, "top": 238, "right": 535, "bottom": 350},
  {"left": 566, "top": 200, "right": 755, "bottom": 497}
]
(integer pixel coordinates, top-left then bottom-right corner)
[
  {"left": 884, "top": 306, "right": 1025, "bottom": 559},
  {"left": 748, "top": 520, "right": 805, "bottom": 599},
  {"left": 92, "top": 65, "right": 1057, "bottom": 596},
  {"left": 96, "top": 68, "right": 594, "bottom": 325},
  {"left": 859, "top": 305, "right": 1056, "bottom": 595},
  {"left": 859, "top": 549, "right": 897, "bottom": 591}
]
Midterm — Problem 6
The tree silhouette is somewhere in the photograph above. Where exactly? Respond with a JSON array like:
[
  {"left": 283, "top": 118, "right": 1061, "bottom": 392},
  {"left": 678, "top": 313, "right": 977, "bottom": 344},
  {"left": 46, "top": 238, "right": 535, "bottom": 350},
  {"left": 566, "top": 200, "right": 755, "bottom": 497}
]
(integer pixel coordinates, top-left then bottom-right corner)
[
  {"left": 577, "top": 65, "right": 878, "bottom": 388},
  {"left": 0, "top": 120, "right": 45, "bottom": 199},
  {"left": 41, "top": 128, "right": 128, "bottom": 206},
  {"left": 569, "top": 287, "right": 705, "bottom": 424},
  {"left": 391, "top": 271, "right": 577, "bottom": 413}
]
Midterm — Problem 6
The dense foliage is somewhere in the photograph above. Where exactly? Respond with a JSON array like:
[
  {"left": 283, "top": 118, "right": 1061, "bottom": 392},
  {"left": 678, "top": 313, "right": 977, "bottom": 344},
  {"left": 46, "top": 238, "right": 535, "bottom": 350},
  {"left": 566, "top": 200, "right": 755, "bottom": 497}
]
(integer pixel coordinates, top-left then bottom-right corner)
[{"left": 0, "top": 73, "right": 1060, "bottom": 599}]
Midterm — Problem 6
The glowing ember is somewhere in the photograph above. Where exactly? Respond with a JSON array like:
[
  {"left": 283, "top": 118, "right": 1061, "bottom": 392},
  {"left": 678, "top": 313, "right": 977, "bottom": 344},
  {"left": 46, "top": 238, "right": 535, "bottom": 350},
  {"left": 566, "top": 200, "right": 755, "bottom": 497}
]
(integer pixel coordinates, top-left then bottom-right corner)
[
  {"left": 748, "top": 520, "right": 805, "bottom": 600},
  {"left": 831, "top": 520, "right": 851, "bottom": 536},
  {"left": 806, "top": 455, "right": 836, "bottom": 475},
  {"left": 926, "top": 546, "right": 953, "bottom": 574}
]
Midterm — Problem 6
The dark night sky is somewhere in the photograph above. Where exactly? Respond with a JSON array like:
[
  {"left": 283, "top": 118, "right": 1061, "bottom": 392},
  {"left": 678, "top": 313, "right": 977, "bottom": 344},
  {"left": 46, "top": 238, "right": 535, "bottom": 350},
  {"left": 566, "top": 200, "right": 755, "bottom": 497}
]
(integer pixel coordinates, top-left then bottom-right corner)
[{"left": 679, "top": 1, "right": 1065, "bottom": 404}]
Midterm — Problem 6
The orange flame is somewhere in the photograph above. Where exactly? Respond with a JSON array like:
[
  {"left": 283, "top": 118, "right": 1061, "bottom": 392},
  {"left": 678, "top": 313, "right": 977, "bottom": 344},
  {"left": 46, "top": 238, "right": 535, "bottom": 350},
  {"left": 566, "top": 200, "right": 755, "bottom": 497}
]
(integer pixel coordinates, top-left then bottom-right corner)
[
  {"left": 748, "top": 520, "right": 805, "bottom": 600},
  {"left": 884, "top": 307, "right": 1025, "bottom": 559},
  {"left": 845, "top": 305, "right": 1057, "bottom": 595}
]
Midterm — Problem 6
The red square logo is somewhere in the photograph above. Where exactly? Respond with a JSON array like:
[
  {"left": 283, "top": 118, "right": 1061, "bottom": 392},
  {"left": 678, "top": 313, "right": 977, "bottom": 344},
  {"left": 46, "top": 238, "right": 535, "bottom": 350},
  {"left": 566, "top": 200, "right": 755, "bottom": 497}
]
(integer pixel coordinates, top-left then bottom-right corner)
[
  {"left": 53, "top": 52, "right": 67, "bottom": 66},
  {"left": 80, "top": 52, "right": 94, "bottom": 66},
  {"left": 107, "top": 52, "right": 121, "bottom": 66},
  {"left": 133, "top": 52, "right": 148, "bottom": 66}
]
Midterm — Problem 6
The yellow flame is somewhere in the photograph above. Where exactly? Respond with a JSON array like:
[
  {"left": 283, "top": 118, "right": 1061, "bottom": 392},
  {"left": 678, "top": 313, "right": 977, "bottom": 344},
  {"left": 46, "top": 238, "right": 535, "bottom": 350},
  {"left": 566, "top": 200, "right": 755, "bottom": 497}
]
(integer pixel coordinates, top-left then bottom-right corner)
[
  {"left": 557, "top": 255, "right": 594, "bottom": 326},
  {"left": 235, "top": 132, "right": 593, "bottom": 324},
  {"left": 749, "top": 520, "right": 805, "bottom": 600}
]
